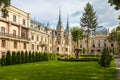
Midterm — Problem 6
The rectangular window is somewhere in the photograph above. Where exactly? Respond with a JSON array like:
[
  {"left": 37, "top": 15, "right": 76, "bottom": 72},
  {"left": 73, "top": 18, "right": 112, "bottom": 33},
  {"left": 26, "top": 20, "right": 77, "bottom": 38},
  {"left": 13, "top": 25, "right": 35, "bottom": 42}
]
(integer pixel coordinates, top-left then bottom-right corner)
[
  {"left": 37, "top": 45, "right": 39, "bottom": 50},
  {"left": 37, "top": 36, "right": 39, "bottom": 41},
  {"left": 1, "top": 27, "right": 5, "bottom": 33},
  {"left": 13, "top": 30, "right": 16, "bottom": 37},
  {"left": 13, "top": 15, "right": 16, "bottom": 22},
  {"left": 32, "top": 44, "right": 34, "bottom": 50},
  {"left": 1, "top": 40, "right": 6, "bottom": 48},
  {"left": 66, "top": 48, "right": 68, "bottom": 52},
  {"left": 22, "top": 19, "right": 25, "bottom": 25},
  {"left": 24, "top": 43, "right": 26, "bottom": 49},
  {"left": 31, "top": 35, "right": 34, "bottom": 40},
  {"left": 57, "top": 47, "right": 59, "bottom": 52},
  {"left": 14, "top": 42, "right": 17, "bottom": 49}
]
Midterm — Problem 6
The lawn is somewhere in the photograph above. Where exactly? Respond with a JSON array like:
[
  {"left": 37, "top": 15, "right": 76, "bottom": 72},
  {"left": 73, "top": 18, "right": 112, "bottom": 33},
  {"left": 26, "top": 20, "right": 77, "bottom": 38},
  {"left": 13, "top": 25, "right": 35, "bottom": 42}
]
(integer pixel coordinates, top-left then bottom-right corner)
[{"left": 0, "top": 60, "right": 116, "bottom": 80}]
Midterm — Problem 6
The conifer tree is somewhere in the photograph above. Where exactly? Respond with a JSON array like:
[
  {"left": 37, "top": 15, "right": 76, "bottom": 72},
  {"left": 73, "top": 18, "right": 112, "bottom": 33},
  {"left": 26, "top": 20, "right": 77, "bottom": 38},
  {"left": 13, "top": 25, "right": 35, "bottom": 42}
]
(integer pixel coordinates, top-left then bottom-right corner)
[
  {"left": 16, "top": 51, "right": 21, "bottom": 64},
  {"left": 5, "top": 50, "right": 11, "bottom": 65},
  {"left": 99, "top": 47, "right": 112, "bottom": 67},
  {"left": 29, "top": 51, "right": 32, "bottom": 63},
  {"left": 80, "top": 2, "right": 98, "bottom": 54},
  {"left": 1, "top": 55, "right": 6, "bottom": 66},
  {"left": 32, "top": 51, "right": 35, "bottom": 62},
  {"left": 11, "top": 51, "right": 16, "bottom": 65},
  {"left": 35, "top": 51, "right": 38, "bottom": 62},
  {"left": 21, "top": 51, "right": 25, "bottom": 63},
  {"left": 25, "top": 51, "right": 28, "bottom": 63}
]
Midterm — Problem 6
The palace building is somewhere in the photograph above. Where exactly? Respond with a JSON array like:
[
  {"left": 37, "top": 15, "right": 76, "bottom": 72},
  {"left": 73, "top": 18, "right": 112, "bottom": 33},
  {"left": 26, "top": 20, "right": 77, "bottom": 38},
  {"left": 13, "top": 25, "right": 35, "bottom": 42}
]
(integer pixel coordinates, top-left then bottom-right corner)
[
  {"left": 0, "top": 5, "right": 118, "bottom": 58},
  {"left": 72, "top": 26, "right": 118, "bottom": 54},
  {"left": 0, "top": 5, "right": 72, "bottom": 58}
]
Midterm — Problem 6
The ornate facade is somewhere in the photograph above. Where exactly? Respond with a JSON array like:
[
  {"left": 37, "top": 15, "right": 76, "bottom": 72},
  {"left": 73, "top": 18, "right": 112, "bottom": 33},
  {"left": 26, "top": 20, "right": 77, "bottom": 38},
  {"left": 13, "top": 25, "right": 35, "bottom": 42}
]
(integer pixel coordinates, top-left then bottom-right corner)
[
  {"left": 0, "top": 6, "right": 72, "bottom": 58},
  {"left": 72, "top": 26, "right": 118, "bottom": 54},
  {"left": 0, "top": 5, "right": 118, "bottom": 58}
]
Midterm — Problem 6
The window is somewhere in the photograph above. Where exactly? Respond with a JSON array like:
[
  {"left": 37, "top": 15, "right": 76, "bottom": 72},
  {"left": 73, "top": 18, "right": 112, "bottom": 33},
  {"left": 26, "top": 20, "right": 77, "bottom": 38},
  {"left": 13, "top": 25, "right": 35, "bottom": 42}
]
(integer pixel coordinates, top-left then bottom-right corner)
[
  {"left": 22, "top": 19, "right": 25, "bottom": 25},
  {"left": 80, "top": 44, "right": 82, "bottom": 48},
  {"left": 50, "top": 47, "right": 52, "bottom": 51},
  {"left": 14, "top": 42, "right": 17, "bottom": 49},
  {"left": 24, "top": 43, "right": 26, "bottom": 49},
  {"left": 37, "top": 36, "right": 39, "bottom": 41},
  {"left": 45, "top": 46, "right": 47, "bottom": 51},
  {"left": 98, "top": 40, "right": 101, "bottom": 48},
  {"left": 37, "top": 45, "right": 39, "bottom": 50},
  {"left": 93, "top": 44, "right": 95, "bottom": 48},
  {"left": 1, "top": 27, "right": 5, "bottom": 33},
  {"left": 111, "top": 43, "right": 114, "bottom": 47},
  {"left": 32, "top": 44, "right": 34, "bottom": 50},
  {"left": 104, "top": 43, "right": 106, "bottom": 47},
  {"left": 13, "top": 15, "right": 16, "bottom": 22},
  {"left": 57, "top": 47, "right": 59, "bottom": 52},
  {"left": 1, "top": 40, "right": 6, "bottom": 48},
  {"left": 58, "top": 41, "right": 60, "bottom": 44},
  {"left": 66, "top": 48, "right": 68, "bottom": 52},
  {"left": 21, "top": 30, "right": 26, "bottom": 38},
  {"left": 31, "top": 35, "right": 34, "bottom": 40},
  {"left": 13, "top": 30, "right": 16, "bottom": 37}
]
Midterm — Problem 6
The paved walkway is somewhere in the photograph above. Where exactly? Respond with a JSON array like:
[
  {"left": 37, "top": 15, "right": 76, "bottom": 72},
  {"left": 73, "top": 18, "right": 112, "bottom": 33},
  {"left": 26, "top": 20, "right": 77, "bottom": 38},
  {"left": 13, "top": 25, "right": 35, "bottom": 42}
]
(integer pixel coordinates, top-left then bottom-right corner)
[{"left": 114, "top": 58, "right": 120, "bottom": 80}]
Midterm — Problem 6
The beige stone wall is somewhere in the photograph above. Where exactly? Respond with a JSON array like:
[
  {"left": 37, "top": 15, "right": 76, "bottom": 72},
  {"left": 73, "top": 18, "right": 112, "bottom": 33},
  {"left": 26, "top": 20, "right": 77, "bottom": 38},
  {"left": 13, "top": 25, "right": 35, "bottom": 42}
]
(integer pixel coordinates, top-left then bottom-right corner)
[{"left": 0, "top": 5, "right": 72, "bottom": 58}]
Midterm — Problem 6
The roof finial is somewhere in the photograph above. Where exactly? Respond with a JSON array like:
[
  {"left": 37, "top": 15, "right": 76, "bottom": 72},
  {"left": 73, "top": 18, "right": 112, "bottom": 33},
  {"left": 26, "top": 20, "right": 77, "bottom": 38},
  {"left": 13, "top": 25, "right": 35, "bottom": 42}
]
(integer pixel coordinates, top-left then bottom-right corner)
[
  {"left": 66, "top": 14, "right": 70, "bottom": 31},
  {"left": 59, "top": 6, "right": 61, "bottom": 23}
]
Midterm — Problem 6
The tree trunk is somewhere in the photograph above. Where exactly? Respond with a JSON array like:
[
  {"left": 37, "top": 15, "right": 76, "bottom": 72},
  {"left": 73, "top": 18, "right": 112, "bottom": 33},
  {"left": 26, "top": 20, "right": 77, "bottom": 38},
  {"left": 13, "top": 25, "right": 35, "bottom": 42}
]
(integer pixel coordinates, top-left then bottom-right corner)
[
  {"left": 75, "top": 41, "right": 80, "bottom": 60},
  {"left": 86, "top": 32, "right": 89, "bottom": 54}
]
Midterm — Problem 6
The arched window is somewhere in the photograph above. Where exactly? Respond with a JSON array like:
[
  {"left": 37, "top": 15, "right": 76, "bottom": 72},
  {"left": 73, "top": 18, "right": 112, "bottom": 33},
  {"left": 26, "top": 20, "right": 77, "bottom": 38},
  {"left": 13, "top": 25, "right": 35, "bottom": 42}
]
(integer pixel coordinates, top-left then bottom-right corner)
[
  {"left": 57, "top": 47, "right": 59, "bottom": 52},
  {"left": 92, "top": 40, "right": 95, "bottom": 48},
  {"left": 111, "top": 43, "right": 114, "bottom": 47},
  {"left": 98, "top": 40, "right": 101, "bottom": 48}
]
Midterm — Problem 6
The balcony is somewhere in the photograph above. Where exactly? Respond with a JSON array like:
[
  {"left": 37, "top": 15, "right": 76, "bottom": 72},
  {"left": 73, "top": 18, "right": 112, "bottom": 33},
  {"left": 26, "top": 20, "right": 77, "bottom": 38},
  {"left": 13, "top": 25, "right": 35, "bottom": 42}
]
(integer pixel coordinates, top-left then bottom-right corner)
[
  {"left": 0, "top": 32, "right": 29, "bottom": 40},
  {"left": 39, "top": 41, "right": 47, "bottom": 47}
]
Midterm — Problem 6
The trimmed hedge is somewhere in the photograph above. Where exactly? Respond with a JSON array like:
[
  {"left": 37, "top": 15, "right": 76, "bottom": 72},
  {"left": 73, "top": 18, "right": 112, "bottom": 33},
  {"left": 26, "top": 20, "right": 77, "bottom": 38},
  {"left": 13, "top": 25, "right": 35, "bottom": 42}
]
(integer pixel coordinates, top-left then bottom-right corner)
[
  {"left": 58, "top": 58, "right": 98, "bottom": 62},
  {"left": 0, "top": 51, "right": 57, "bottom": 66}
]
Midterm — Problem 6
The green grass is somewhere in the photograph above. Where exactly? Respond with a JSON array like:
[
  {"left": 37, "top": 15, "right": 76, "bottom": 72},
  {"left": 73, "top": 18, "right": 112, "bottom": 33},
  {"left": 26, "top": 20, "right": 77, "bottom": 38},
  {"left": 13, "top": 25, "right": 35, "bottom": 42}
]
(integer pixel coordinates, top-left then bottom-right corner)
[{"left": 0, "top": 61, "right": 116, "bottom": 80}]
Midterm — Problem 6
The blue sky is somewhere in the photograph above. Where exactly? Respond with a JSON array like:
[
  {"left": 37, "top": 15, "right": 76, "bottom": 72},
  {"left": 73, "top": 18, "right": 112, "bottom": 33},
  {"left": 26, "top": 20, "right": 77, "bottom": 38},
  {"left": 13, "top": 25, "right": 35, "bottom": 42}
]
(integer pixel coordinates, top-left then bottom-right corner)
[{"left": 11, "top": 0, "right": 120, "bottom": 30}]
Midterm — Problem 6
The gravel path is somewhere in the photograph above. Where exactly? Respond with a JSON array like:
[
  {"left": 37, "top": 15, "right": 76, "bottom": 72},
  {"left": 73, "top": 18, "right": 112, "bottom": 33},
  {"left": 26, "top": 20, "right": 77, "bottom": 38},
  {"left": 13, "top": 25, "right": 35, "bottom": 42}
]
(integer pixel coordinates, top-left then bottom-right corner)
[{"left": 114, "top": 58, "right": 120, "bottom": 80}]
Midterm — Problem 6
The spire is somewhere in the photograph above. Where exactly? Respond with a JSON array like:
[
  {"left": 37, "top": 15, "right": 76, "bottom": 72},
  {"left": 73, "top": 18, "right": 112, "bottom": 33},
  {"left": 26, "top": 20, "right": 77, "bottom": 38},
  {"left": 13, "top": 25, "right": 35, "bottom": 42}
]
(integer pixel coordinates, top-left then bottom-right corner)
[
  {"left": 58, "top": 6, "right": 61, "bottom": 23},
  {"left": 57, "top": 7, "right": 63, "bottom": 30},
  {"left": 66, "top": 14, "right": 70, "bottom": 31}
]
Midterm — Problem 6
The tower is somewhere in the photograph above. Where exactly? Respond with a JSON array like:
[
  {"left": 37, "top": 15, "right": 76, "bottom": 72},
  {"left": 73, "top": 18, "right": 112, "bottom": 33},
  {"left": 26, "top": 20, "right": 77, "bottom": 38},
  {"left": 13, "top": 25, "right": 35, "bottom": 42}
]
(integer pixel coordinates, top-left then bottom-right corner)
[
  {"left": 56, "top": 7, "right": 64, "bottom": 37},
  {"left": 65, "top": 15, "right": 71, "bottom": 45}
]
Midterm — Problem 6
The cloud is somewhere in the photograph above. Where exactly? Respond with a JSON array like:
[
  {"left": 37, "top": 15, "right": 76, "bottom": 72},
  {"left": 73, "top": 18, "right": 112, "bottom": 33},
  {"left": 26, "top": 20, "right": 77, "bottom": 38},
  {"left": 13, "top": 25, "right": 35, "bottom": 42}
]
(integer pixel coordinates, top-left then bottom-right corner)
[
  {"left": 11, "top": 0, "right": 120, "bottom": 30},
  {"left": 71, "top": 11, "right": 81, "bottom": 17}
]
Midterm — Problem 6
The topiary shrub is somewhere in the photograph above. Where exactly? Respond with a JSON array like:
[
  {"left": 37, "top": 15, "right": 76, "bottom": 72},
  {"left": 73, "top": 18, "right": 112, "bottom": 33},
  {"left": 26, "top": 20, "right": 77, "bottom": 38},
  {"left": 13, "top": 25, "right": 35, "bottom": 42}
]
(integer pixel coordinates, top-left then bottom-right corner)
[
  {"left": 5, "top": 50, "right": 11, "bottom": 65},
  {"left": 43, "top": 52, "right": 49, "bottom": 61},
  {"left": 34, "top": 51, "right": 37, "bottom": 62},
  {"left": 11, "top": 51, "right": 16, "bottom": 65},
  {"left": 49, "top": 53, "right": 57, "bottom": 60},
  {"left": 21, "top": 51, "right": 25, "bottom": 63},
  {"left": 16, "top": 51, "right": 21, "bottom": 64},
  {"left": 29, "top": 51, "right": 32, "bottom": 63},
  {"left": 25, "top": 51, "right": 28, "bottom": 63},
  {"left": 83, "top": 48, "right": 86, "bottom": 54},
  {"left": 98, "top": 47, "right": 112, "bottom": 67},
  {"left": 1, "top": 55, "right": 6, "bottom": 66},
  {"left": 32, "top": 51, "right": 35, "bottom": 62}
]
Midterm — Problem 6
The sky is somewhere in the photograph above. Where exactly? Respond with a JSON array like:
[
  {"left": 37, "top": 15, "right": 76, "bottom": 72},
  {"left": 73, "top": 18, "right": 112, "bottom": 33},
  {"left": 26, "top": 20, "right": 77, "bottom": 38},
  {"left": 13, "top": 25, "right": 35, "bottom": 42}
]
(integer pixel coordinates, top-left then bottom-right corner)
[{"left": 11, "top": 0, "right": 120, "bottom": 30}]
